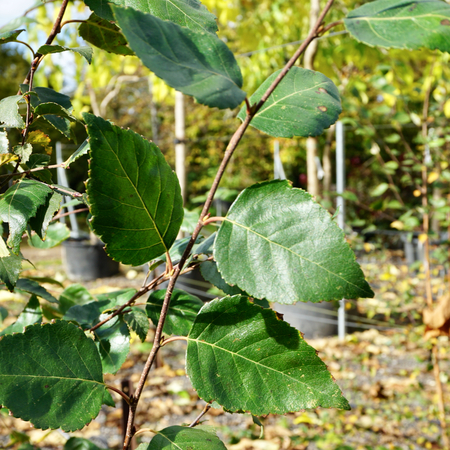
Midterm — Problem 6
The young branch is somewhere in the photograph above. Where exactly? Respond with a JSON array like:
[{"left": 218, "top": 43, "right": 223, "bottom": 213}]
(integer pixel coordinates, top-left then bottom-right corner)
[
  {"left": 160, "top": 335, "right": 187, "bottom": 347},
  {"left": 0, "top": 163, "right": 64, "bottom": 179},
  {"left": 51, "top": 208, "right": 89, "bottom": 222},
  {"left": 189, "top": 403, "right": 212, "bottom": 428},
  {"left": 202, "top": 216, "right": 225, "bottom": 226},
  {"left": 122, "top": 1, "right": 336, "bottom": 449},
  {"left": 106, "top": 384, "right": 131, "bottom": 405}
]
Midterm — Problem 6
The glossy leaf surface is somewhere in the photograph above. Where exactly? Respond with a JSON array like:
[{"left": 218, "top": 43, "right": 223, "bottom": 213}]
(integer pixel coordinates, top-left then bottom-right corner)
[
  {"left": 0, "top": 179, "right": 52, "bottom": 253},
  {"left": 238, "top": 68, "right": 341, "bottom": 138},
  {"left": 124, "top": 307, "right": 149, "bottom": 342},
  {"left": 141, "top": 426, "right": 227, "bottom": 449},
  {"left": 29, "top": 192, "right": 62, "bottom": 240},
  {"left": 146, "top": 288, "right": 203, "bottom": 336},
  {"left": 85, "top": 113, "right": 183, "bottom": 266},
  {"left": 344, "top": 0, "right": 450, "bottom": 52},
  {"left": 16, "top": 278, "right": 58, "bottom": 303},
  {"left": 37, "top": 45, "right": 93, "bottom": 63},
  {"left": 64, "top": 139, "right": 90, "bottom": 168},
  {"left": 186, "top": 296, "right": 350, "bottom": 414},
  {"left": 200, "top": 260, "right": 245, "bottom": 296},
  {"left": 0, "top": 295, "right": 42, "bottom": 336},
  {"left": 64, "top": 437, "right": 107, "bottom": 450},
  {"left": 28, "top": 222, "right": 71, "bottom": 249},
  {"left": 79, "top": 13, "right": 134, "bottom": 55},
  {"left": 0, "top": 321, "right": 105, "bottom": 431},
  {"left": 0, "top": 95, "right": 24, "bottom": 128},
  {"left": 215, "top": 180, "right": 373, "bottom": 304},
  {"left": 0, "top": 29, "right": 24, "bottom": 44},
  {"left": 113, "top": 6, "right": 245, "bottom": 109},
  {"left": 59, "top": 284, "right": 95, "bottom": 315}
]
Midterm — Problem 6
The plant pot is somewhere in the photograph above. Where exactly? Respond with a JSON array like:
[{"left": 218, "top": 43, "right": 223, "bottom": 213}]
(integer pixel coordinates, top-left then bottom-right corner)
[{"left": 62, "top": 239, "right": 120, "bottom": 281}]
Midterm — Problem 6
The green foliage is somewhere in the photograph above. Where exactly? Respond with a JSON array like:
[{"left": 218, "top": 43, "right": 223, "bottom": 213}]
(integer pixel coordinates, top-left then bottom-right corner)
[
  {"left": 85, "top": 113, "right": 184, "bottom": 266},
  {"left": 345, "top": 0, "right": 450, "bottom": 52},
  {"left": 238, "top": 68, "right": 342, "bottom": 138},
  {"left": 215, "top": 180, "right": 373, "bottom": 304},
  {"left": 186, "top": 296, "right": 350, "bottom": 414},
  {"left": 0, "top": 321, "right": 106, "bottom": 431},
  {"left": 0, "top": 295, "right": 42, "bottom": 336},
  {"left": 113, "top": 5, "right": 246, "bottom": 109}
]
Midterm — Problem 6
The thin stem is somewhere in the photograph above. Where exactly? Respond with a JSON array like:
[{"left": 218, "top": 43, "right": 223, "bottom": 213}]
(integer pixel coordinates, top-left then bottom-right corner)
[
  {"left": 106, "top": 385, "right": 131, "bottom": 405},
  {"left": 165, "top": 252, "right": 174, "bottom": 274},
  {"left": 0, "top": 163, "right": 63, "bottom": 179},
  {"left": 51, "top": 208, "right": 89, "bottom": 222},
  {"left": 161, "top": 336, "right": 187, "bottom": 347},
  {"left": 202, "top": 216, "right": 225, "bottom": 226},
  {"left": 245, "top": 97, "right": 251, "bottom": 114},
  {"left": 134, "top": 429, "right": 156, "bottom": 438},
  {"left": 319, "top": 20, "right": 343, "bottom": 35},
  {"left": 122, "top": 2, "right": 336, "bottom": 449},
  {"left": 60, "top": 19, "right": 87, "bottom": 28},
  {"left": 15, "top": 41, "right": 35, "bottom": 58},
  {"left": 189, "top": 404, "right": 212, "bottom": 428}
]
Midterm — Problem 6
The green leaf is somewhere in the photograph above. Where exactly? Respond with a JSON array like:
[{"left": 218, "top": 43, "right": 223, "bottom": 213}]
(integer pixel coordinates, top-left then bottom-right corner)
[
  {"left": 344, "top": 0, "right": 450, "bottom": 52},
  {"left": 0, "top": 29, "right": 25, "bottom": 44},
  {"left": 113, "top": 6, "right": 245, "bottom": 109},
  {"left": 200, "top": 260, "right": 245, "bottom": 296},
  {"left": 95, "top": 316, "right": 130, "bottom": 374},
  {"left": 59, "top": 284, "right": 95, "bottom": 315},
  {"left": 79, "top": 13, "right": 134, "bottom": 55},
  {"left": 146, "top": 288, "right": 203, "bottom": 336},
  {"left": 85, "top": 0, "right": 217, "bottom": 33},
  {"left": 0, "top": 95, "right": 24, "bottom": 128},
  {"left": 186, "top": 296, "right": 350, "bottom": 415},
  {"left": 139, "top": 426, "right": 227, "bottom": 450},
  {"left": 33, "top": 103, "right": 78, "bottom": 121},
  {"left": 0, "top": 321, "right": 105, "bottom": 431},
  {"left": 64, "top": 437, "right": 107, "bottom": 450},
  {"left": 85, "top": 113, "right": 184, "bottom": 266},
  {"left": 13, "top": 143, "right": 32, "bottom": 164},
  {"left": 0, "top": 295, "right": 42, "bottom": 336},
  {"left": 63, "top": 139, "right": 90, "bottom": 168},
  {"left": 0, "top": 250, "right": 22, "bottom": 291},
  {"left": 124, "top": 307, "right": 149, "bottom": 342},
  {"left": 0, "top": 179, "right": 52, "bottom": 253},
  {"left": 16, "top": 278, "right": 58, "bottom": 303},
  {"left": 28, "top": 222, "right": 71, "bottom": 249},
  {"left": 370, "top": 182, "right": 389, "bottom": 197},
  {"left": 238, "top": 68, "right": 341, "bottom": 138},
  {"left": 0, "top": 17, "right": 37, "bottom": 33},
  {"left": 36, "top": 45, "right": 93, "bottom": 63},
  {"left": 29, "top": 192, "right": 62, "bottom": 240},
  {"left": 181, "top": 208, "right": 200, "bottom": 234},
  {"left": 26, "top": 154, "right": 51, "bottom": 169},
  {"left": 214, "top": 180, "right": 374, "bottom": 304},
  {"left": 102, "top": 388, "right": 115, "bottom": 407}
]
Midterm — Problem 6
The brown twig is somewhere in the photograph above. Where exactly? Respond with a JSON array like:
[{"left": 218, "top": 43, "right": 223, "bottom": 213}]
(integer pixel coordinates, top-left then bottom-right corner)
[
  {"left": 189, "top": 404, "right": 212, "bottom": 428},
  {"left": 60, "top": 19, "right": 86, "bottom": 28},
  {"left": 51, "top": 208, "right": 89, "bottom": 222},
  {"left": 319, "top": 20, "right": 343, "bottom": 35},
  {"left": 15, "top": 41, "right": 35, "bottom": 58},
  {"left": 106, "top": 384, "right": 131, "bottom": 405},
  {"left": 160, "top": 335, "right": 187, "bottom": 347},
  {"left": 0, "top": 163, "right": 64, "bottom": 179},
  {"left": 202, "top": 216, "right": 225, "bottom": 226},
  {"left": 121, "top": 1, "right": 336, "bottom": 448}
]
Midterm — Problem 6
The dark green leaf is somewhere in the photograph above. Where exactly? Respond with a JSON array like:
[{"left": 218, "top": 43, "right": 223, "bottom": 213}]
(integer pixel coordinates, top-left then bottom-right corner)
[
  {"left": 0, "top": 321, "right": 105, "bottom": 431},
  {"left": 29, "top": 192, "right": 62, "bottom": 240},
  {"left": 113, "top": 6, "right": 245, "bottom": 109},
  {"left": 0, "top": 29, "right": 25, "bottom": 44},
  {"left": 146, "top": 288, "right": 203, "bottom": 335},
  {"left": 0, "top": 295, "right": 42, "bottom": 336},
  {"left": 200, "top": 260, "right": 245, "bottom": 296},
  {"left": 102, "top": 388, "right": 115, "bottom": 407},
  {"left": 59, "top": 284, "right": 95, "bottom": 315},
  {"left": 33, "top": 103, "right": 78, "bottom": 121},
  {"left": 0, "top": 250, "right": 22, "bottom": 291},
  {"left": 86, "top": 0, "right": 217, "bottom": 33},
  {"left": 26, "top": 154, "right": 51, "bottom": 169},
  {"left": 0, "top": 179, "right": 52, "bottom": 253},
  {"left": 140, "top": 426, "right": 226, "bottom": 450},
  {"left": 85, "top": 113, "right": 184, "bottom": 266},
  {"left": 344, "top": 0, "right": 450, "bottom": 52},
  {"left": 0, "top": 95, "right": 24, "bottom": 128},
  {"left": 16, "top": 278, "right": 58, "bottom": 303},
  {"left": 95, "top": 316, "right": 130, "bottom": 374},
  {"left": 28, "top": 222, "right": 70, "bottom": 249},
  {"left": 124, "top": 307, "right": 149, "bottom": 342},
  {"left": 215, "top": 180, "right": 374, "bottom": 304},
  {"left": 95, "top": 288, "right": 136, "bottom": 304},
  {"left": 63, "top": 139, "right": 90, "bottom": 168},
  {"left": 238, "top": 68, "right": 341, "bottom": 138},
  {"left": 79, "top": 13, "right": 134, "bottom": 55},
  {"left": 186, "top": 296, "right": 350, "bottom": 414},
  {"left": 36, "top": 44, "right": 93, "bottom": 63},
  {"left": 0, "top": 306, "right": 7, "bottom": 324},
  {"left": 64, "top": 437, "right": 107, "bottom": 450}
]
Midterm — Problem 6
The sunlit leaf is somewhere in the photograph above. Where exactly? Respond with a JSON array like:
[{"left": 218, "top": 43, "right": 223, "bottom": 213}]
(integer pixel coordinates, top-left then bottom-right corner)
[
  {"left": 0, "top": 95, "right": 24, "bottom": 128},
  {"left": 0, "top": 295, "right": 42, "bottom": 336}
]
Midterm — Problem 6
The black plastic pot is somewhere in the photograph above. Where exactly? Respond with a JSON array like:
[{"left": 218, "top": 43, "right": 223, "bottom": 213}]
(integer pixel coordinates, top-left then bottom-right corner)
[{"left": 62, "top": 239, "right": 120, "bottom": 281}]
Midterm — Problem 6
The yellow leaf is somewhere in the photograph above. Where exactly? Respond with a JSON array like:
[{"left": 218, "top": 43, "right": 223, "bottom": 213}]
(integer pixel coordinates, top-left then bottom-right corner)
[
  {"left": 363, "top": 242, "right": 374, "bottom": 252},
  {"left": 383, "top": 93, "right": 396, "bottom": 107},
  {"left": 413, "top": 189, "right": 421, "bottom": 197},
  {"left": 444, "top": 99, "right": 450, "bottom": 118},
  {"left": 427, "top": 172, "right": 439, "bottom": 184},
  {"left": 0, "top": 154, "right": 18, "bottom": 166},
  {"left": 418, "top": 234, "right": 428, "bottom": 243},
  {"left": 390, "top": 220, "right": 404, "bottom": 230}
]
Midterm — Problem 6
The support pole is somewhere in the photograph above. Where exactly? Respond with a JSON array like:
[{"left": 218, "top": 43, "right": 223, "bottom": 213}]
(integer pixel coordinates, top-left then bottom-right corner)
[
  {"left": 175, "top": 91, "right": 186, "bottom": 204},
  {"left": 335, "top": 121, "right": 346, "bottom": 340}
]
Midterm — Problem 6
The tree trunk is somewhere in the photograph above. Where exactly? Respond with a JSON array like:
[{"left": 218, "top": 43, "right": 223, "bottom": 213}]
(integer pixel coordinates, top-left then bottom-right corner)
[{"left": 304, "top": 0, "right": 320, "bottom": 197}]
